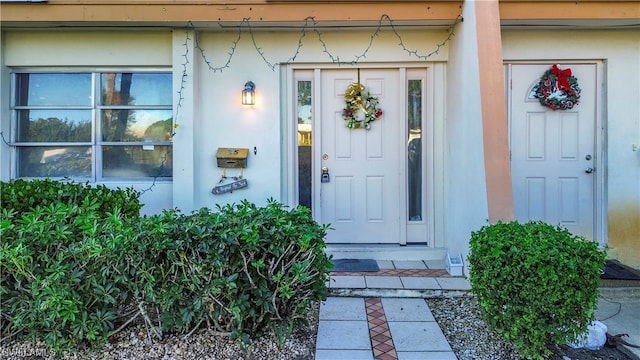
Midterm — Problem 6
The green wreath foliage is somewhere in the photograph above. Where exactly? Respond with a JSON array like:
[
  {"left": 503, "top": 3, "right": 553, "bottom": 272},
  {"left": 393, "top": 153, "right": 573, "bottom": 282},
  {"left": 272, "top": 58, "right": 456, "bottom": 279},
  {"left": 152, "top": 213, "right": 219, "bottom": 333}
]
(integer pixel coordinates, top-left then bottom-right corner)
[
  {"left": 343, "top": 83, "right": 383, "bottom": 129},
  {"left": 534, "top": 64, "right": 581, "bottom": 110}
]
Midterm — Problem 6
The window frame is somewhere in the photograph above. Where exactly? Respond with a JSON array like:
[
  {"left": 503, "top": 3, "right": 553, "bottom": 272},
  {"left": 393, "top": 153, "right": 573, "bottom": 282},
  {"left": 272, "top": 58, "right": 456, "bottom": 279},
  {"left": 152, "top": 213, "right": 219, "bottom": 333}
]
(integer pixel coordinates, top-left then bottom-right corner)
[{"left": 10, "top": 68, "right": 173, "bottom": 182}]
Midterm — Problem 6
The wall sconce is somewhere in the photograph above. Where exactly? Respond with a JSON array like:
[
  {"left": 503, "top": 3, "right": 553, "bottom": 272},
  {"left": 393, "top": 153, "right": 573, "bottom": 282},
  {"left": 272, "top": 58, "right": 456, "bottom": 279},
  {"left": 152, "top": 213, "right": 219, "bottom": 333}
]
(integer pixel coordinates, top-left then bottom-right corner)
[{"left": 242, "top": 81, "right": 255, "bottom": 105}]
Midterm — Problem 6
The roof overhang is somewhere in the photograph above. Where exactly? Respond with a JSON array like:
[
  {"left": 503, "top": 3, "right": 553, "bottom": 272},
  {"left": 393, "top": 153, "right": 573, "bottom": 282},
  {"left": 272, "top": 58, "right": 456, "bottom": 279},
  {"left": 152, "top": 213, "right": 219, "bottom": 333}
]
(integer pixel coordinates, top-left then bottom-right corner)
[
  {"left": 499, "top": 0, "right": 640, "bottom": 30},
  {"left": 0, "top": 1, "right": 637, "bottom": 30}
]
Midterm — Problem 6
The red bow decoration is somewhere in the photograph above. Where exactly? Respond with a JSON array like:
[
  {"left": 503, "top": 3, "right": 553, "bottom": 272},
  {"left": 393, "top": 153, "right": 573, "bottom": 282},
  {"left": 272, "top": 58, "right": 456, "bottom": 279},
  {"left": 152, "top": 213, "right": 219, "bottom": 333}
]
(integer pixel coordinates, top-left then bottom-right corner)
[{"left": 551, "top": 64, "right": 572, "bottom": 92}]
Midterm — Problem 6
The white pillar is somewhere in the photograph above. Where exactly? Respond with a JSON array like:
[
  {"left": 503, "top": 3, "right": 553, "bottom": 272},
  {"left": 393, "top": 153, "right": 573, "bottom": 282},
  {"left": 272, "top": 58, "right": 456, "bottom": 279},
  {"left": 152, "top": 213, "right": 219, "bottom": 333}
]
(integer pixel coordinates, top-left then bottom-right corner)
[{"left": 172, "top": 29, "right": 197, "bottom": 212}]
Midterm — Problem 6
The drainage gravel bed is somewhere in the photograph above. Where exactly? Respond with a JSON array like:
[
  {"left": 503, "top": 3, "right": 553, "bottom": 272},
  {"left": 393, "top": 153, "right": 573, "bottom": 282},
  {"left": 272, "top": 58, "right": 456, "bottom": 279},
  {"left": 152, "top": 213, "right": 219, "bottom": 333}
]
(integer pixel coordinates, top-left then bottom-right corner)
[
  {"left": 426, "top": 296, "right": 633, "bottom": 360},
  {"left": 0, "top": 305, "right": 319, "bottom": 360},
  {"left": 1, "top": 296, "right": 632, "bottom": 359}
]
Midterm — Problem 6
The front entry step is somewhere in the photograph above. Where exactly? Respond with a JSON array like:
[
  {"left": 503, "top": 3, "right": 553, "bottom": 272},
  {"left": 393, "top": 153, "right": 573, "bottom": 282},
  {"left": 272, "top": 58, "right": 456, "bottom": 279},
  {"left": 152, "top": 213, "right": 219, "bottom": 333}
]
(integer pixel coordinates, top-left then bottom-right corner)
[
  {"left": 325, "top": 244, "right": 448, "bottom": 262},
  {"left": 326, "top": 258, "right": 471, "bottom": 298}
]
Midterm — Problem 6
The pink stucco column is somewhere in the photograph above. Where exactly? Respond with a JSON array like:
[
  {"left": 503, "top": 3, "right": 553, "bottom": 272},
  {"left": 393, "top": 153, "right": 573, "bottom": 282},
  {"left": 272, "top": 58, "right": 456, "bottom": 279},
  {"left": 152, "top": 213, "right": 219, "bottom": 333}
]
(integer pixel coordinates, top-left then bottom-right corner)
[{"left": 475, "top": 0, "right": 515, "bottom": 223}]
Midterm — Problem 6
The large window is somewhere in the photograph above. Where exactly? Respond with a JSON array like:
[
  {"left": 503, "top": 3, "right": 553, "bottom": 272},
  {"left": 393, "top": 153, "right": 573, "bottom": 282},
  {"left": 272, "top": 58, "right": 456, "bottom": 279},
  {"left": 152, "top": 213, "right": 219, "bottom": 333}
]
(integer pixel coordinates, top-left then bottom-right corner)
[{"left": 12, "top": 71, "right": 173, "bottom": 180}]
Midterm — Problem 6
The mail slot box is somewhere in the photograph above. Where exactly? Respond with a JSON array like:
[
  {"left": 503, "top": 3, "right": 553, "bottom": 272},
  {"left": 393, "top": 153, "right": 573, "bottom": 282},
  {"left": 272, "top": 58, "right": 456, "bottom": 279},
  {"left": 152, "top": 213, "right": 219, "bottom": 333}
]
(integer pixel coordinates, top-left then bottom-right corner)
[{"left": 216, "top": 147, "right": 249, "bottom": 168}]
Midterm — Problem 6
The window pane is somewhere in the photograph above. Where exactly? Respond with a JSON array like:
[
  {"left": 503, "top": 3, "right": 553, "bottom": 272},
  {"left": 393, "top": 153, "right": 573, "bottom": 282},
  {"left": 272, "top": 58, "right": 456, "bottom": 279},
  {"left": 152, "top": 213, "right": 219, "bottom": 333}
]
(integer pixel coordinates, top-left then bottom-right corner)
[
  {"left": 103, "top": 145, "right": 172, "bottom": 178},
  {"left": 297, "top": 80, "right": 312, "bottom": 209},
  {"left": 17, "top": 110, "right": 92, "bottom": 142},
  {"left": 15, "top": 73, "right": 91, "bottom": 106},
  {"left": 17, "top": 146, "right": 92, "bottom": 178},
  {"left": 102, "top": 110, "right": 173, "bottom": 142},
  {"left": 297, "top": 80, "right": 312, "bottom": 146},
  {"left": 408, "top": 79, "right": 422, "bottom": 221},
  {"left": 101, "top": 73, "right": 172, "bottom": 106}
]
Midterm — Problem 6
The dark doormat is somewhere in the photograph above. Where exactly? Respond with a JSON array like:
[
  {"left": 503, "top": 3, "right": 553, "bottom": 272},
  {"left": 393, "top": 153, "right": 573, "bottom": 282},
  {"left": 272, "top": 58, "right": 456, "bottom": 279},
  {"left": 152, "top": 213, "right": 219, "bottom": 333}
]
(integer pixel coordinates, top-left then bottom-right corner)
[
  {"left": 600, "top": 260, "right": 640, "bottom": 281},
  {"left": 331, "top": 258, "right": 380, "bottom": 272}
]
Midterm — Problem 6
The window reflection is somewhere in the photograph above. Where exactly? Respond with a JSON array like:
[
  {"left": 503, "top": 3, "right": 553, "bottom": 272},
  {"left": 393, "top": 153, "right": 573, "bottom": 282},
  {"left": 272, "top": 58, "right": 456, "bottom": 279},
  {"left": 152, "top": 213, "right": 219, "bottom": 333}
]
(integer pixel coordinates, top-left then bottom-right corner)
[
  {"left": 98, "top": 72, "right": 173, "bottom": 180},
  {"left": 408, "top": 80, "right": 422, "bottom": 221},
  {"left": 18, "top": 146, "right": 92, "bottom": 178},
  {"left": 16, "top": 73, "right": 91, "bottom": 107},
  {"left": 17, "top": 110, "right": 92, "bottom": 142},
  {"left": 297, "top": 80, "right": 312, "bottom": 209},
  {"left": 13, "top": 71, "right": 172, "bottom": 180},
  {"left": 101, "top": 110, "right": 173, "bottom": 142},
  {"left": 103, "top": 145, "right": 172, "bottom": 178},
  {"left": 101, "top": 73, "right": 172, "bottom": 106}
]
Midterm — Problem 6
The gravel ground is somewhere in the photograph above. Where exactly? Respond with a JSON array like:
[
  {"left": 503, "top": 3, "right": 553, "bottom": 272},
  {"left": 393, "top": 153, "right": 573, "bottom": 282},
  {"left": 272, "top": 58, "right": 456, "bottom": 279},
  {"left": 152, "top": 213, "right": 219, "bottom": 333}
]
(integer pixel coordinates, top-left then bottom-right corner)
[
  {"left": 0, "top": 305, "right": 319, "bottom": 360},
  {"left": 1, "top": 296, "right": 633, "bottom": 359},
  {"left": 426, "top": 296, "right": 633, "bottom": 360}
]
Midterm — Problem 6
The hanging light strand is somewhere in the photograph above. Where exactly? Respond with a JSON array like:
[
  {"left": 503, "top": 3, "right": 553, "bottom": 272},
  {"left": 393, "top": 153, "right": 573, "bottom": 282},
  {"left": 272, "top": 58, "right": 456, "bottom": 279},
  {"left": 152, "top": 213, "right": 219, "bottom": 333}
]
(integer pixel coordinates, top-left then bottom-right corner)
[
  {"left": 173, "top": 12, "right": 463, "bottom": 140},
  {"left": 170, "top": 13, "right": 464, "bottom": 192},
  {"left": 188, "top": 14, "right": 463, "bottom": 72}
]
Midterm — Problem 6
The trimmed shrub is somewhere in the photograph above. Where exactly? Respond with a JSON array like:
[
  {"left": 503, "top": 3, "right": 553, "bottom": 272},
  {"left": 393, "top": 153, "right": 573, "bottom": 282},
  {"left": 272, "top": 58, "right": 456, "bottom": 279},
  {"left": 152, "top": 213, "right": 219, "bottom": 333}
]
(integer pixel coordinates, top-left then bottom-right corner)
[
  {"left": 128, "top": 199, "right": 332, "bottom": 345},
  {"left": 1, "top": 179, "right": 331, "bottom": 354},
  {"left": 0, "top": 180, "right": 140, "bottom": 352},
  {"left": 467, "top": 221, "right": 606, "bottom": 359},
  {"left": 0, "top": 178, "right": 142, "bottom": 220}
]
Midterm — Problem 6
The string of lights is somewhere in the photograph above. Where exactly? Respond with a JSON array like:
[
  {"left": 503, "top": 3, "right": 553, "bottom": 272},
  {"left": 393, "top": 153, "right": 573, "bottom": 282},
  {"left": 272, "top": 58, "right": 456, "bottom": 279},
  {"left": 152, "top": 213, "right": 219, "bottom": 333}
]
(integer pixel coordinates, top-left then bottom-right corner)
[
  {"left": 189, "top": 14, "right": 463, "bottom": 72},
  {"left": 172, "top": 26, "right": 192, "bottom": 139},
  {"left": 139, "top": 150, "right": 171, "bottom": 195},
  {"left": 166, "top": 13, "right": 462, "bottom": 193},
  {"left": 2, "top": 14, "right": 461, "bottom": 194}
]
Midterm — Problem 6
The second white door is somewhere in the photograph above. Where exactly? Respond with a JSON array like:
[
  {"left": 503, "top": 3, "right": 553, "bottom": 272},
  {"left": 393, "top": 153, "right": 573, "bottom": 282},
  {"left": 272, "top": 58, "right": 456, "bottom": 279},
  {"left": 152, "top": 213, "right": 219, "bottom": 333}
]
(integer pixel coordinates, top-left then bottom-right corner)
[{"left": 509, "top": 63, "right": 598, "bottom": 239}]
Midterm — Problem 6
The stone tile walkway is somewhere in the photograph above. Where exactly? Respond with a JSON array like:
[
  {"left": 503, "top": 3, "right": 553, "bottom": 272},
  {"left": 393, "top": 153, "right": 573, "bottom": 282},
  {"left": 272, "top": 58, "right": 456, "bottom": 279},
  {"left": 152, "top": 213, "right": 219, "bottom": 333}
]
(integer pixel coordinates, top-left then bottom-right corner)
[
  {"left": 316, "top": 260, "right": 467, "bottom": 360},
  {"left": 317, "top": 259, "right": 640, "bottom": 360}
]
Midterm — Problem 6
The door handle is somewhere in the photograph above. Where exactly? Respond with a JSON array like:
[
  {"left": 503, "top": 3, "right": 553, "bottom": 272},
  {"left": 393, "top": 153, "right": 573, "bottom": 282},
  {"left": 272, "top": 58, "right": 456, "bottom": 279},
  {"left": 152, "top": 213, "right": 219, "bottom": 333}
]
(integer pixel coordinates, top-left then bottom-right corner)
[
  {"left": 585, "top": 167, "right": 594, "bottom": 174},
  {"left": 321, "top": 167, "right": 330, "bottom": 183}
]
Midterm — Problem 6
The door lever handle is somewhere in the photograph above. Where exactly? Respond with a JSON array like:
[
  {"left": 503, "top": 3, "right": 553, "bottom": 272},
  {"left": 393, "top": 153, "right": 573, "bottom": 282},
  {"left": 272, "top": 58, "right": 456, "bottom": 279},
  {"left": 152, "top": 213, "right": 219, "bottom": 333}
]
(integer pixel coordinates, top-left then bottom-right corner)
[{"left": 321, "top": 167, "right": 330, "bottom": 183}]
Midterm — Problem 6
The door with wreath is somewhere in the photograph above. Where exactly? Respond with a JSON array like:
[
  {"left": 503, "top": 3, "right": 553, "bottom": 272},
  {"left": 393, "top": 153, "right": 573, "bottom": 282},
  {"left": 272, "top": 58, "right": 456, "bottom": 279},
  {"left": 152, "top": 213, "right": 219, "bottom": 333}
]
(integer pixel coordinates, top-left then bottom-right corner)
[
  {"left": 318, "top": 69, "right": 401, "bottom": 244},
  {"left": 508, "top": 63, "right": 598, "bottom": 240}
]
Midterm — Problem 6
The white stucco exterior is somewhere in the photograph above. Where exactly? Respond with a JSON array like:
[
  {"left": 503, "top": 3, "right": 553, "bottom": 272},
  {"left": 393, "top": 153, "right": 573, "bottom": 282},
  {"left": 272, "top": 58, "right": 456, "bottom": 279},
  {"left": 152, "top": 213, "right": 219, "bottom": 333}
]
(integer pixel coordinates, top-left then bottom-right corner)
[
  {"left": 443, "top": 1, "right": 488, "bottom": 259},
  {"left": 1, "top": 5, "right": 639, "bottom": 266}
]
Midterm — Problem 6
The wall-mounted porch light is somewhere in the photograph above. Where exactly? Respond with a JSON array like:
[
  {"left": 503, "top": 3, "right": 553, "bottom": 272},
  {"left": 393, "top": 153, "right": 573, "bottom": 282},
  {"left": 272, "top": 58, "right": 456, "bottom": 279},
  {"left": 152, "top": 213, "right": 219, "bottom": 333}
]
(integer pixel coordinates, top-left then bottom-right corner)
[{"left": 242, "top": 81, "right": 255, "bottom": 105}]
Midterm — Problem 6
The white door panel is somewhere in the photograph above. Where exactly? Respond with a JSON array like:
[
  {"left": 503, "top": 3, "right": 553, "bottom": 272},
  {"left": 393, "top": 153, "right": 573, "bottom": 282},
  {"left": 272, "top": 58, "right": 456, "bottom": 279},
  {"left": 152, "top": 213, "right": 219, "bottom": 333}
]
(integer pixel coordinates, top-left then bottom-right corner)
[
  {"left": 510, "top": 63, "right": 596, "bottom": 239},
  {"left": 319, "top": 69, "right": 401, "bottom": 244}
]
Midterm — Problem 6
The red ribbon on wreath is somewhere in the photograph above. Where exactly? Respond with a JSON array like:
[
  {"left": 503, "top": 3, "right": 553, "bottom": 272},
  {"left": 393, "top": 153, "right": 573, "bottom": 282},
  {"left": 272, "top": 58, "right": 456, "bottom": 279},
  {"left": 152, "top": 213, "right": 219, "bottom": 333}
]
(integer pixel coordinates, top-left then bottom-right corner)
[
  {"left": 551, "top": 64, "right": 572, "bottom": 92},
  {"left": 535, "top": 64, "right": 581, "bottom": 110}
]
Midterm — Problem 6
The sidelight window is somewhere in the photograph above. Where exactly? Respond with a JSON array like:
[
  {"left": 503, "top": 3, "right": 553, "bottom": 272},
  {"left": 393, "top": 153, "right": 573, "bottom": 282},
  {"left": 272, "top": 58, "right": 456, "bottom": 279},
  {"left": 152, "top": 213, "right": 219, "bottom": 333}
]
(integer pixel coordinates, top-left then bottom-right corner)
[
  {"left": 407, "top": 79, "right": 423, "bottom": 221},
  {"left": 297, "top": 79, "right": 313, "bottom": 209}
]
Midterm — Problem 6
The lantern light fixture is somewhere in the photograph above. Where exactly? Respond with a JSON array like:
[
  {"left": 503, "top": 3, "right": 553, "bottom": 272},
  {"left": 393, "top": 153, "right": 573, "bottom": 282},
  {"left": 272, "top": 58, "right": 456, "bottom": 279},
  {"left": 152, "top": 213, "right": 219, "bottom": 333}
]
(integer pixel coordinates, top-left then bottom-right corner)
[{"left": 242, "top": 81, "right": 255, "bottom": 105}]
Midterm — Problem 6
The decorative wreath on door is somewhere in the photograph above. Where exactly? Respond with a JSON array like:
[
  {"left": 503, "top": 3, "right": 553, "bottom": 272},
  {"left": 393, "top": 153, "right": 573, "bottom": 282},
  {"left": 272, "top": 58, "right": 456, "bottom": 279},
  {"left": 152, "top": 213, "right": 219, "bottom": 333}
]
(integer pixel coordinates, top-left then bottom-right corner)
[
  {"left": 533, "top": 64, "right": 581, "bottom": 111},
  {"left": 343, "top": 82, "right": 383, "bottom": 130}
]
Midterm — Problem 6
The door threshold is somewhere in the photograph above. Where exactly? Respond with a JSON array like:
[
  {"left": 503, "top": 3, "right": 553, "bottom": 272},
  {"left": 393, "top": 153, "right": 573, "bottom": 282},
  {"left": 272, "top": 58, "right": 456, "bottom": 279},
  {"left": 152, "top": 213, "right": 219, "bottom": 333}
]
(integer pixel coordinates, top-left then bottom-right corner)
[{"left": 325, "top": 244, "right": 447, "bottom": 261}]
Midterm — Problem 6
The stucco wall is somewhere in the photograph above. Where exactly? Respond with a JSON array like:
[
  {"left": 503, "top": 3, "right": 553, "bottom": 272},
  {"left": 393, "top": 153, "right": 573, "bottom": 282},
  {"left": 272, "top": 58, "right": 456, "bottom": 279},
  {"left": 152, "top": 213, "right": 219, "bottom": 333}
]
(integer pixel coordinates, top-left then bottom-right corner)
[
  {"left": 0, "top": 27, "right": 455, "bottom": 218},
  {"left": 3, "top": 26, "right": 635, "bottom": 265},
  {"left": 3, "top": 30, "right": 172, "bottom": 66},
  {"left": 444, "top": 1, "right": 489, "bottom": 264},
  {"left": 503, "top": 30, "right": 640, "bottom": 267},
  {"left": 177, "top": 29, "right": 451, "bottom": 211}
]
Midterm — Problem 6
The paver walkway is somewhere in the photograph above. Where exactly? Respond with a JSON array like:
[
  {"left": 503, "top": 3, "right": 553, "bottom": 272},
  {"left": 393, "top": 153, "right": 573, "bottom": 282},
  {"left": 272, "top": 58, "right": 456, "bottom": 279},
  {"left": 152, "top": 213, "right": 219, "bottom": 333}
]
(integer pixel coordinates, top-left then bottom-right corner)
[
  {"left": 315, "top": 260, "right": 468, "bottom": 360},
  {"left": 317, "top": 259, "right": 640, "bottom": 360}
]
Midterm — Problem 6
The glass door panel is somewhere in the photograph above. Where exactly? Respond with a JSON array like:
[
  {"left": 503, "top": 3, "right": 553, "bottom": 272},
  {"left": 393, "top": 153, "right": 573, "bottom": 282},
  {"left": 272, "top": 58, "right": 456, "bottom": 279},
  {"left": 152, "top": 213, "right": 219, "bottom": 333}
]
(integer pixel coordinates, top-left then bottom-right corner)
[
  {"left": 407, "top": 79, "right": 422, "bottom": 221},
  {"left": 297, "top": 80, "right": 312, "bottom": 209}
]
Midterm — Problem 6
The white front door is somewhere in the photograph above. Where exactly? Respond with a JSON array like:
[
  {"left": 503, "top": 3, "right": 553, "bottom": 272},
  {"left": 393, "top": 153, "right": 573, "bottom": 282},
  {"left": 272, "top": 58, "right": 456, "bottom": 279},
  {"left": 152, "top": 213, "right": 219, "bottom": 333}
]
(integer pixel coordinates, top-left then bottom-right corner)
[
  {"left": 318, "top": 69, "right": 401, "bottom": 244},
  {"left": 509, "top": 63, "right": 598, "bottom": 239}
]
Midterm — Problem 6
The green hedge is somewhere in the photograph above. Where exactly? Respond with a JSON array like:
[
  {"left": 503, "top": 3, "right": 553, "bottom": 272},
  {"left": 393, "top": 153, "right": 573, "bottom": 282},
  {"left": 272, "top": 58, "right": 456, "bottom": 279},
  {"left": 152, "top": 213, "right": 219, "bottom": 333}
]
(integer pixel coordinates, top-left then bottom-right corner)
[
  {"left": 128, "top": 201, "right": 332, "bottom": 344},
  {"left": 0, "top": 179, "right": 141, "bottom": 350},
  {"left": 0, "top": 179, "right": 332, "bottom": 353},
  {"left": 1, "top": 178, "right": 142, "bottom": 220},
  {"left": 467, "top": 221, "right": 606, "bottom": 359}
]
